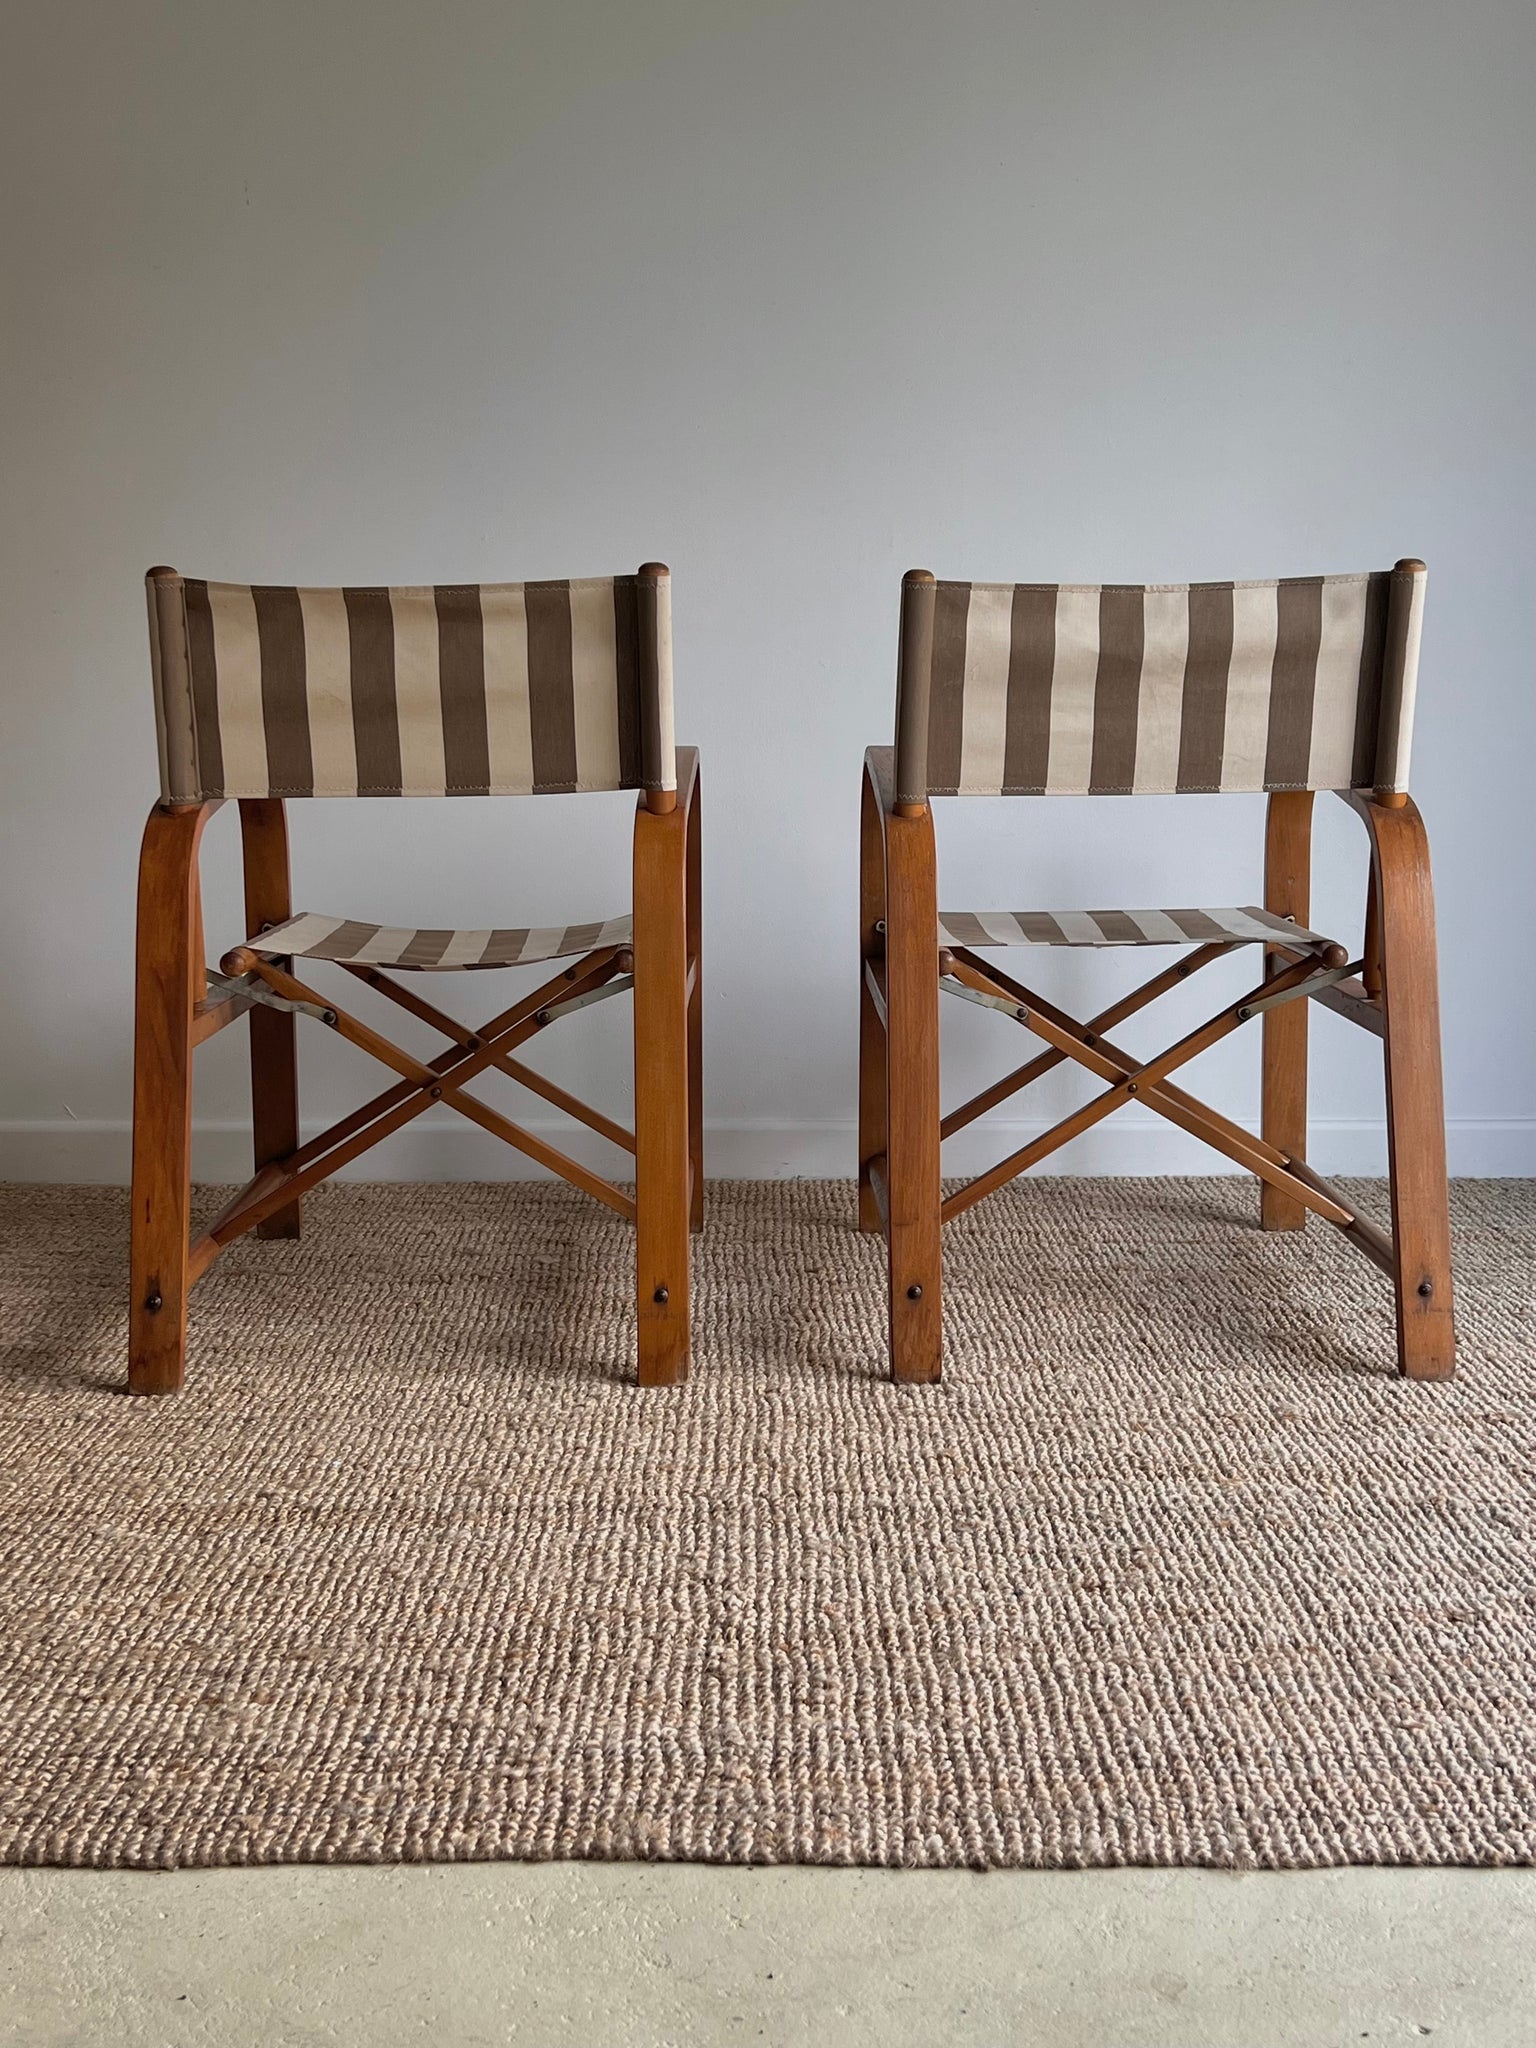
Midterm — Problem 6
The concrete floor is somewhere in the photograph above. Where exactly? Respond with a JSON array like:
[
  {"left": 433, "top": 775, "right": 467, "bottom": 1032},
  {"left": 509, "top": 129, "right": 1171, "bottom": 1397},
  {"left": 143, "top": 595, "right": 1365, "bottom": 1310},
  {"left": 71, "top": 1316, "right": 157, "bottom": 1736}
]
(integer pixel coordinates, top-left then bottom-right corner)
[{"left": 2, "top": 1865, "right": 1533, "bottom": 2046}]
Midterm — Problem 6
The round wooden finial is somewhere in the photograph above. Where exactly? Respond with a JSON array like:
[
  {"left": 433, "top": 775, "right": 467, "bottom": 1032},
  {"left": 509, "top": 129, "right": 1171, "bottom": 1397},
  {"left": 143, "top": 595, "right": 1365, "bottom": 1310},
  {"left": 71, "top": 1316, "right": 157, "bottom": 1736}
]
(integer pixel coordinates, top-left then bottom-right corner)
[
  {"left": 1394, "top": 558, "right": 1427, "bottom": 575},
  {"left": 220, "top": 945, "right": 260, "bottom": 977},
  {"left": 147, "top": 564, "right": 179, "bottom": 581},
  {"left": 903, "top": 568, "right": 936, "bottom": 585},
  {"left": 637, "top": 561, "right": 670, "bottom": 579}
]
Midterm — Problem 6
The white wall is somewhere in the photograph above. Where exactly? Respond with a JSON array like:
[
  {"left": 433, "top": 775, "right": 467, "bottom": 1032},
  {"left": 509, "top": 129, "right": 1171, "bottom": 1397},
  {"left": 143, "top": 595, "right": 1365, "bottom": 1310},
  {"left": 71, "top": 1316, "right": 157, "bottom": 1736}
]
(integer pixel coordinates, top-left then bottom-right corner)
[{"left": 3, "top": 0, "right": 1533, "bottom": 1184}]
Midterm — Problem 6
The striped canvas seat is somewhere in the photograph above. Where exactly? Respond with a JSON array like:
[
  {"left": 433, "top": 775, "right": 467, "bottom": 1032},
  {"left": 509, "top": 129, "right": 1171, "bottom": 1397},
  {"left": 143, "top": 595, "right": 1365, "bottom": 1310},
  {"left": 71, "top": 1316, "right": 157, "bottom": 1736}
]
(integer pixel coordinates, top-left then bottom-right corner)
[
  {"left": 937, "top": 905, "right": 1340, "bottom": 953},
  {"left": 248, "top": 911, "right": 632, "bottom": 972}
]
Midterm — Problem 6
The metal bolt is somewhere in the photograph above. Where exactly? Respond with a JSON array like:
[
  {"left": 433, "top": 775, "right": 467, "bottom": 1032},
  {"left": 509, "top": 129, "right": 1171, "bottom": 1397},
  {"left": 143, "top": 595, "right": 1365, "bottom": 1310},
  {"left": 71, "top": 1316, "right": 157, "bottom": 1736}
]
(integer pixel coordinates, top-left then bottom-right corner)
[
  {"left": 1126, "top": 1081, "right": 1139, "bottom": 1096},
  {"left": 429, "top": 1086, "right": 442, "bottom": 1100},
  {"left": 907, "top": 1283, "right": 923, "bottom": 1301},
  {"left": 1083, "top": 1032, "right": 1097, "bottom": 1047},
  {"left": 1236, "top": 1005, "right": 1252, "bottom": 1022},
  {"left": 145, "top": 1291, "right": 163, "bottom": 1313},
  {"left": 653, "top": 1286, "right": 669, "bottom": 1305},
  {"left": 535, "top": 1009, "right": 550, "bottom": 1027},
  {"left": 1016, "top": 1006, "right": 1030, "bottom": 1025},
  {"left": 322, "top": 1009, "right": 338, "bottom": 1027},
  {"left": 465, "top": 1036, "right": 481, "bottom": 1051},
  {"left": 1418, "top": 1279, "right": 1434, "bottom": 1298}
]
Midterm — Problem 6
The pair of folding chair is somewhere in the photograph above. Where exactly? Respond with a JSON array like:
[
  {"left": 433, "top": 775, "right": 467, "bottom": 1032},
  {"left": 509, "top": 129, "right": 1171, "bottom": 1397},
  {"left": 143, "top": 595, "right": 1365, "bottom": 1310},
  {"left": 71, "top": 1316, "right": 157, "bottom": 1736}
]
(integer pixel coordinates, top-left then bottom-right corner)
[{"left": 129, "top": 556, "right": 1454, "bottom": 1396}]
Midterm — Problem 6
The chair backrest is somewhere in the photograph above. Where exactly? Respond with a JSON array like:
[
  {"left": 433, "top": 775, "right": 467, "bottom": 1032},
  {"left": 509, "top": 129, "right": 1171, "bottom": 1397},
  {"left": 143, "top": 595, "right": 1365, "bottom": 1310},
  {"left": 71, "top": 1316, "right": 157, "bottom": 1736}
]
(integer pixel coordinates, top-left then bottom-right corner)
[
  {"left": 146, "top": 566, "right": 675, "bottom": 804},
  {"left": 893, "top": 562, "right": 1425, "bottom": 805}
]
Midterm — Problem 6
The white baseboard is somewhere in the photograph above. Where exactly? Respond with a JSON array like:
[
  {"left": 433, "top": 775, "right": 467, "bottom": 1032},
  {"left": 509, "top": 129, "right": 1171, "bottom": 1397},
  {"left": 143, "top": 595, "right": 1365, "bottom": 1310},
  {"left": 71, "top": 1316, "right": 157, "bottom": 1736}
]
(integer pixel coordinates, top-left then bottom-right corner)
[{"left": 2, "top": 1116, "right": 1531, "bottom": 1184}]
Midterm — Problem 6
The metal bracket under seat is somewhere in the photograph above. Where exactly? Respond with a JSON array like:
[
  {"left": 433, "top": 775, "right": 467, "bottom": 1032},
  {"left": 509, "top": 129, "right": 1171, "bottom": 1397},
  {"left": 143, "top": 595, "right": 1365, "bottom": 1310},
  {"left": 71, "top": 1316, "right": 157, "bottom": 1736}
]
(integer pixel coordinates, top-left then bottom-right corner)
[
  {"left": 534, "top": 974, "right": 634, "bottom": 1025},
  {"left": 204, "top": 969, "right": 337, "bottom": 1027}
]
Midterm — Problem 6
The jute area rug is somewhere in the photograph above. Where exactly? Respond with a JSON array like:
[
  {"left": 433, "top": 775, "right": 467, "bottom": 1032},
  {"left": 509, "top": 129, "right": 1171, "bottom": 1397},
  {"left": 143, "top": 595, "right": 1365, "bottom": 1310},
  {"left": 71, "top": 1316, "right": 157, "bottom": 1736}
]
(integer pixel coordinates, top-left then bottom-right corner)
[{"left": 2, "top": 1178, "right": 1533, "bottom": 1871}]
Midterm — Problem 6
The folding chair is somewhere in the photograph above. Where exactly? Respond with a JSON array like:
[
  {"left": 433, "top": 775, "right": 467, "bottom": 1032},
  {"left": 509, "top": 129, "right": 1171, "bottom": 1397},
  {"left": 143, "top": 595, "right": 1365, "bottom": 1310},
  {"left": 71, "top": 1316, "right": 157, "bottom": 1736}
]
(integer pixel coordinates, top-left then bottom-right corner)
[
  {"left": 859, "top": 560, "right": 1455, "bottom": 1384},
  {"left": 130, "top": 564, "right": 701, "bottom": 1393}
]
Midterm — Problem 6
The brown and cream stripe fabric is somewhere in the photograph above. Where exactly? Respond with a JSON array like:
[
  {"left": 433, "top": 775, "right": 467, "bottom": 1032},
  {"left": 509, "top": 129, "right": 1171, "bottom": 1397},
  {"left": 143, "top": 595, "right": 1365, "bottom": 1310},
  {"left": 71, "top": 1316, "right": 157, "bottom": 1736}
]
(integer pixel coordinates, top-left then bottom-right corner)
[
  {"left": 895, "top": 565, "right": 1425, "bottom": 804},
  {"left": 247, "top": 912, "right": 633, "bottom": 972},
  {"left": 937, "top": 904, "right": 1340, "bottom": 954},
  {"left": 146, "top": 570, "right": 676, "bottom": 804}
]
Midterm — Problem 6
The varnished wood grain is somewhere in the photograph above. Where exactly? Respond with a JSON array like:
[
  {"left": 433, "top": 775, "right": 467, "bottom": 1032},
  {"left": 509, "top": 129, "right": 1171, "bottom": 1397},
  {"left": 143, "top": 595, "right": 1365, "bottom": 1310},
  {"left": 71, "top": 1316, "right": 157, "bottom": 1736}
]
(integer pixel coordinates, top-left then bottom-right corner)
[
  {"left": 858, "top": 756, "right": 889, "bottom": 1234},
  {"left": 632, "top": 747, "right": 698, "bottom": 1383},
  {"left": 240, "top": 798, "right": 300, "bottom": 1239},
  {"left": 868, "top": 748, "right": 943, "bottom": 1383},
  {"left": 128, "top": 801, "right": 220, "bottom": 1393},
  {"left": 686, "top": 753, "right": 704, "bottom": 1233},
  {"left": 1261, "top": 791, "right": 1313, "bottom": 1230},
  {"left": 1346, "top": 791, "right": 1457, "bottom": 1379}
]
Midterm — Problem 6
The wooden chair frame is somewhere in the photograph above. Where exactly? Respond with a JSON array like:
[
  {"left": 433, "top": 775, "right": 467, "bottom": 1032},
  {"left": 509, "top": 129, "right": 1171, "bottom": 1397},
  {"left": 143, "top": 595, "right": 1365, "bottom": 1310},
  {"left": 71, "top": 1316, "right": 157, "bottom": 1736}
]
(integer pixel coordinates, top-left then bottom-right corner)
[
  {"left": 858, "top": 746, "right": 1455, "bottom": 1386},
  {"left": 129, "top": 750, "right": 702, "bottom": 1393}
]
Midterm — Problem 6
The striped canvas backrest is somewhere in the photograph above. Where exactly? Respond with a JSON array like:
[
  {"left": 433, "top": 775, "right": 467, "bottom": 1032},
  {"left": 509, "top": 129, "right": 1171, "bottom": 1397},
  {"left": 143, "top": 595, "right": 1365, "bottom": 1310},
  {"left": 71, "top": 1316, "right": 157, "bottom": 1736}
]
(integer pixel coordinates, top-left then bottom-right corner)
[
  {"left": 893, "top": 564, "right": 1425, "bottom": 804},
  {"left": 146, "top": 569, "right": 675, "bottom": 804}
]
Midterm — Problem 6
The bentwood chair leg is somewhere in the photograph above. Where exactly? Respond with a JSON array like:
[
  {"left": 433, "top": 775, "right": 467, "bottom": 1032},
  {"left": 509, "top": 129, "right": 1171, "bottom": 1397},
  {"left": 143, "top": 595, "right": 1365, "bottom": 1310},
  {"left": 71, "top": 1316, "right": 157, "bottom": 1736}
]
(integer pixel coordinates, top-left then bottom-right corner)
[
  {"left": 633, "top": 791, "right": 692, "bottom": 1386},
  {"left": 883, "top": 800, "right": 943, "bottom": 1385},
  {"left": 858, "top": 767, "right": 888, "bottom": 1234},
  {"left": 685, "top": 767, "right": 704, "bottom": 1234},
  {"left": 1260, "top": 792, "right": 1313, "bottom": 1230},
  {"left": 128, "top": 803, "right": 214, "bottom": 1394},
  {"left": 1367, "top": 796, "right": 1456, "bottom": 1380},
  {"left": 240, "top": 799, "right": 300, "bottom": 1239}
]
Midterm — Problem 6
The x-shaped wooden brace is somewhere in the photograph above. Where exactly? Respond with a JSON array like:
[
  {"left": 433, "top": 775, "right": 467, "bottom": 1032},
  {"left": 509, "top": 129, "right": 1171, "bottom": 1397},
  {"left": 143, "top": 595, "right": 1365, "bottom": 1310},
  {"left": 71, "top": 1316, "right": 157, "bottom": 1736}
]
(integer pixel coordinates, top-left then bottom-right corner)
[
  {"left": 937, "top": 942, "right": 1379, "bottom": 1247},
  {"left": 190, "top": 941, "right": 636, "bottom": 1285}
]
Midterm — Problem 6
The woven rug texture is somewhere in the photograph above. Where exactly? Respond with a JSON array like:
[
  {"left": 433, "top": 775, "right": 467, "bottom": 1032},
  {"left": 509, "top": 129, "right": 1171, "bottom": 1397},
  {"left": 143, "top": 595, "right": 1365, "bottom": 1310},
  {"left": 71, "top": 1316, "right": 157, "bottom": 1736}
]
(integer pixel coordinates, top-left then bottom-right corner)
[{"left": 1, "top": 1177, "right": 1533, "bottom": 1870}]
